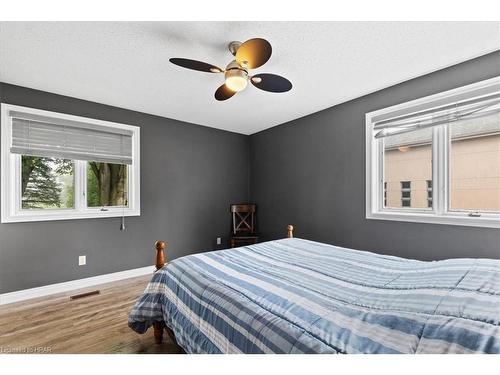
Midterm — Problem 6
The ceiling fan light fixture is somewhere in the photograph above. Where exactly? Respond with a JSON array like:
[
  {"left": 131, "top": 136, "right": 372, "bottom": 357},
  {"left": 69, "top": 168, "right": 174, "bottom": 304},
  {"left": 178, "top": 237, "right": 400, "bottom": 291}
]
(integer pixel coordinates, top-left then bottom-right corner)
[
  {"left": 225, "top": 69, "right": 248, "bottom": 92},
  {"left": 225, "top": 76, "right": 247, "bottom": 92}
]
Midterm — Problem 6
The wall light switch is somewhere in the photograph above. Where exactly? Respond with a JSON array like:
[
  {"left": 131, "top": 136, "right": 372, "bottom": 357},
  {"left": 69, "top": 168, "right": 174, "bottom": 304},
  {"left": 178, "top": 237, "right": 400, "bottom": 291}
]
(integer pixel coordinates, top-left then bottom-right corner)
[
  {"left": 79, "top": 255, "right": 87, "bottom": 266},
  {"left": 216, "top": 237, "right": 221, "bottom": 245}
]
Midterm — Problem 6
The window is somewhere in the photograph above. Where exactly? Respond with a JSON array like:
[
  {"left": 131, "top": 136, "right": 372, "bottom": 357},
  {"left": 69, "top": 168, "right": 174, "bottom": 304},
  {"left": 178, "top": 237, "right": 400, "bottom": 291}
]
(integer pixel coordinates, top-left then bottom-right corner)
[
  {"left": 401, "top": 181, "right": 411, "bottom": 207},
  {"left": 21, "top": 156, "right": 75, "bottom": 210},
  {"left": 1, "top": 104, "right": 140, "bottom": 223},
  {"left": 366, "top": 76, "right": 500, "bottom": 228},
  {"left": 86, "top": 162, "right": 129, "bottom": 208},
  {"left": 384, "top": 182, "right": 387, "bottom": 207},
  {"left": 427, "top": 180, "right": 433, "bottom": 208},
  {"left": 384, "top": 127, "right": 433, "bottom": 210},
  {"left": 449, "top": 111, "right": 500, "bottom": 213}
]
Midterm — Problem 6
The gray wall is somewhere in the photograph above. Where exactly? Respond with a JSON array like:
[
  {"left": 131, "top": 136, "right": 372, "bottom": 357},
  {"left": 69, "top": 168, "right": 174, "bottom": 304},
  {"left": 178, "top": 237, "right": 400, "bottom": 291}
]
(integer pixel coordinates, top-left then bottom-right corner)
[
  {"left": 0, "top": 83, "right": 250, "bottom": 293},
  {"left": 250, "top": 51, "right": 500, "bottom": 261}
]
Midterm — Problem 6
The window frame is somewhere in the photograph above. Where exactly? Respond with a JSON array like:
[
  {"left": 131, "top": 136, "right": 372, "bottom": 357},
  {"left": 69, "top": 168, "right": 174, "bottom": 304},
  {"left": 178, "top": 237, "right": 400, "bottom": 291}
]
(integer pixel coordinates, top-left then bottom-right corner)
[
  {"left": 426, "top": 180, "right": 433, "bottom": 208},
  {"left": 366, "top": 76, "right": 500, "bottom": 229},
  {"left": 1, "top": 103, "right": 140, "bottom": 223}
]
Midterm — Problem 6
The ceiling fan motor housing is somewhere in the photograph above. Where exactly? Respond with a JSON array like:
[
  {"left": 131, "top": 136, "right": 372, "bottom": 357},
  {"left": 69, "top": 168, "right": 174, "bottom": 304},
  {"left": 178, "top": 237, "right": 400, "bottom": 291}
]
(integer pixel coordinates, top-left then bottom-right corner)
[{"left": 228, "top": 41, "right": 242, "bottom": 56}]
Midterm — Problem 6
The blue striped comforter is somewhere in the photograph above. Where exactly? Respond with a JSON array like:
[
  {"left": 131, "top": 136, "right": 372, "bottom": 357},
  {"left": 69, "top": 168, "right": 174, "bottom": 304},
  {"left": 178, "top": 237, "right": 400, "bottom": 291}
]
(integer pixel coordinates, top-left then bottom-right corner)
[{"left": 128, "top": 238, "right": 500, "bottom": 353}]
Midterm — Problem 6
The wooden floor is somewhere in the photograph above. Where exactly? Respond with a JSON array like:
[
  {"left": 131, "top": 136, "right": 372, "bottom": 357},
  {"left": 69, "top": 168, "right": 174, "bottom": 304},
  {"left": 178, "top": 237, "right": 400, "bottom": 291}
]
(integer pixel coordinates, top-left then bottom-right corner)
[{"left": 0, "top": 275, "right": 184, "bottom": 354}]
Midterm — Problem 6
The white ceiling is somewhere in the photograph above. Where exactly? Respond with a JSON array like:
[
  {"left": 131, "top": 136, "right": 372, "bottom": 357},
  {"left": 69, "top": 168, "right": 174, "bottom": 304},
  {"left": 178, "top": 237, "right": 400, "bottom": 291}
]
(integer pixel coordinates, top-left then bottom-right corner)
[{"left": 0, "top": 22, "right": 499, "bottom": 135}]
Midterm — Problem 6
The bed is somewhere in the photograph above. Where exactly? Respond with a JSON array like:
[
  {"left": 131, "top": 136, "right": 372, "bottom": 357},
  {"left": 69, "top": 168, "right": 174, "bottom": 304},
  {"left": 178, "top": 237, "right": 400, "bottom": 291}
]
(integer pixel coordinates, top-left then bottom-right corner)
[{"left": 128, "top": 226, "right": 500, "bottom": 354}]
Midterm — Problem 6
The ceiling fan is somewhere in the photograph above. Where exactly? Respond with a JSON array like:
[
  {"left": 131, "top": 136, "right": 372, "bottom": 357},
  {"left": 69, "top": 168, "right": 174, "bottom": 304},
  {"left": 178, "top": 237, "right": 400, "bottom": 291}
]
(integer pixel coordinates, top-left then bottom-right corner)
[{"left": 169, "top": 38, "right": 292, "bottom": 101}]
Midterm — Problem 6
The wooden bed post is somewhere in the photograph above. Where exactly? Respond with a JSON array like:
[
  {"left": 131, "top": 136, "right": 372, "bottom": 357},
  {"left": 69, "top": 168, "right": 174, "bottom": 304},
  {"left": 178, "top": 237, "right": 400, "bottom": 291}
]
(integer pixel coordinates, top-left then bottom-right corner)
[
  {"left": 155, "top": 240, "right": 166, "bottom": 270},
  {"left": 154, "top": 240, "right": 166, "bottom": 344},
  {"left": 287, "top": 225, "right": 294, "bottom": 238},
  {"left": 153, "top": 321, "right": 165, "bottom": 344}
]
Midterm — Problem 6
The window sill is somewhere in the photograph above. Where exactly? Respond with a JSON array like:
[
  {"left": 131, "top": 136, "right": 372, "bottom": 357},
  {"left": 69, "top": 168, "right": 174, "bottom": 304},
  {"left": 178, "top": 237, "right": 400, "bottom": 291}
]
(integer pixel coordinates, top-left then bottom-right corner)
[
  {"left": 1, "top": 208, "right": 140, "bottom": 224},
  {"left": 366, "top": 211, "right": 500, "bottom": 229}
]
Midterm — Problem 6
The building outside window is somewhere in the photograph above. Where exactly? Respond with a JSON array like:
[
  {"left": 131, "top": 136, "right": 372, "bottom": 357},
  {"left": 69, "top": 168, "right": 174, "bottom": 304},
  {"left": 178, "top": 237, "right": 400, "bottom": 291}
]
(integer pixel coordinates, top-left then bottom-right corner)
[{"left": 383, "top": 126, "right": 432, "bottom": 210}]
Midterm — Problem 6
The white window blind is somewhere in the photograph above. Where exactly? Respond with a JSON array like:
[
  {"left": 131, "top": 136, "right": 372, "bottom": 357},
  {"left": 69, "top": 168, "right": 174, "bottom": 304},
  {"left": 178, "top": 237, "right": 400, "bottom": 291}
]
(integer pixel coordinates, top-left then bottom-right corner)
[
  {"left": 9, "top": 111, "right": 133, "bottom": 165},
  {"left": 373, "top": 93, "right": 500, "bottom": 139}
]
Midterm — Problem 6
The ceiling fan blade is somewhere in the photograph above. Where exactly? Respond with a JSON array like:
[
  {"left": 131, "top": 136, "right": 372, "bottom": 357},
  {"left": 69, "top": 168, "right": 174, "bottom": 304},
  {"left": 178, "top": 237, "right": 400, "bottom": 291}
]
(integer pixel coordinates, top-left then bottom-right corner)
[
  {"left": 215, "top": 84, "right": 236, "bottom": 101},
  {"left": 169, "top": 58, "right": 223, "bottom": 73},
  {"left": 236, "top": 38, "right": 272, "bottom": 69},
  {"left": 251, "top": 74, "right": 292, "bottom": 93}
]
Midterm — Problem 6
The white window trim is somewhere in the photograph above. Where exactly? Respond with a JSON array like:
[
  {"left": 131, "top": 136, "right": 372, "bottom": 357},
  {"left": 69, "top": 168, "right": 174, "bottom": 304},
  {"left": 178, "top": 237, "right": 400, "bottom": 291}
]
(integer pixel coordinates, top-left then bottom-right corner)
[
  {"left": 1, "top": 103, "right": 141, "bottom": 223},
  {"left": 366, "top": 76, "right": 500, "bottom": 229}
]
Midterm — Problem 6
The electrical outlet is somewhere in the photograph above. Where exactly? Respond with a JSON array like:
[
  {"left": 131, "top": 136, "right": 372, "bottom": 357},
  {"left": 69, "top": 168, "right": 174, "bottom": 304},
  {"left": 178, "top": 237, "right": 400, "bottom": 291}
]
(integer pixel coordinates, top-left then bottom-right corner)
[
  {"left": 216, "top": 237, "right": 221, "bottom": 245},
  {"left": 78, "top": 255, "right": 87, "bottom": 266}
]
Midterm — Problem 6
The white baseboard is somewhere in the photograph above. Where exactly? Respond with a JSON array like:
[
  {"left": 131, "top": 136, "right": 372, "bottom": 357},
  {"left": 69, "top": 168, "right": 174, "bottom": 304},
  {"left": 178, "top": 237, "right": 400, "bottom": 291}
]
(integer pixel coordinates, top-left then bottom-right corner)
[{"left": 0, "top": 265, "right": 155, "bottom": 305}]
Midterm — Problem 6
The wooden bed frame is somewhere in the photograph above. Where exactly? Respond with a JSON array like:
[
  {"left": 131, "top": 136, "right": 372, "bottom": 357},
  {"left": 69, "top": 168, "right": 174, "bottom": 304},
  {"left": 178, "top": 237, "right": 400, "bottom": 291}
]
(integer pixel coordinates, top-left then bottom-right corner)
[{"left": 151, "top": 224, "right": 294, "bottom": 344}]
